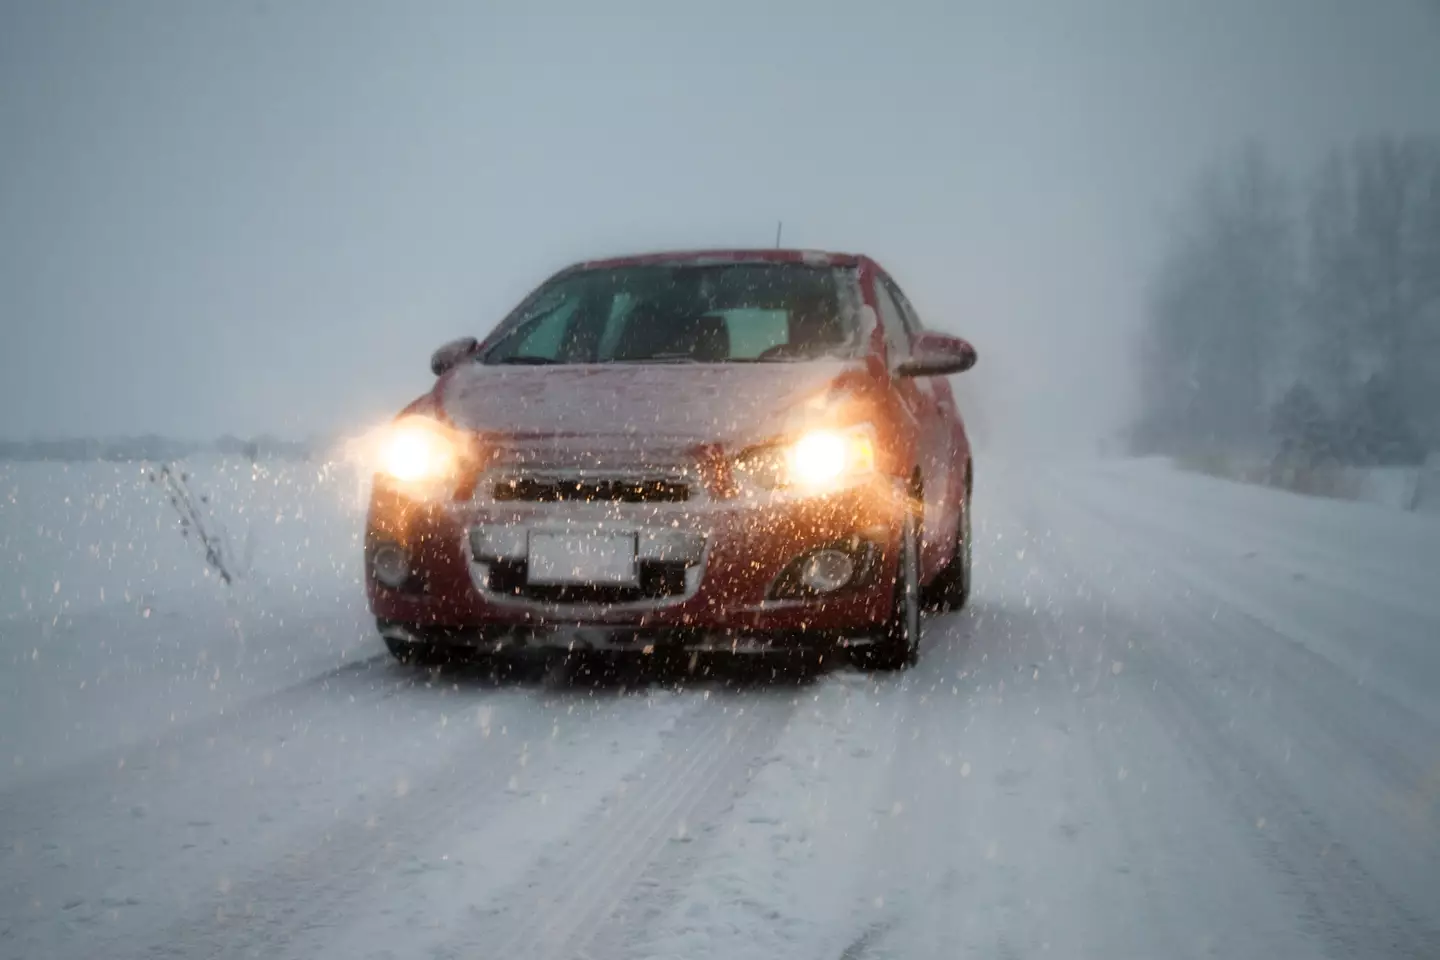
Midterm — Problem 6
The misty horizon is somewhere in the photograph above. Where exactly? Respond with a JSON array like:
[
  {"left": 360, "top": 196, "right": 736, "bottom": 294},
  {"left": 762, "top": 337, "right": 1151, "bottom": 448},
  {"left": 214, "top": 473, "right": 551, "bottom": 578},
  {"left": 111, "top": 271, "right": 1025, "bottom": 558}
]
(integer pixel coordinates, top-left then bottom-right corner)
[{"left": 4, "top": 1, "right": 1438, "bottom": 454}]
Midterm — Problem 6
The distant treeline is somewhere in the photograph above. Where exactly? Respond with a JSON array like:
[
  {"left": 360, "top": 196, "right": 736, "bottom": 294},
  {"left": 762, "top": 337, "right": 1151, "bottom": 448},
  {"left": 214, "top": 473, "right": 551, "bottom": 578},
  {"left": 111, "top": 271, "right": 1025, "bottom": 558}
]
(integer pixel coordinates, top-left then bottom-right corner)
[
  {"left": 0, "top": 434, "right": 330, "bottom": 463},
  {"left": 1130, "top": 134, "right": 1440, "bottom": 467}
]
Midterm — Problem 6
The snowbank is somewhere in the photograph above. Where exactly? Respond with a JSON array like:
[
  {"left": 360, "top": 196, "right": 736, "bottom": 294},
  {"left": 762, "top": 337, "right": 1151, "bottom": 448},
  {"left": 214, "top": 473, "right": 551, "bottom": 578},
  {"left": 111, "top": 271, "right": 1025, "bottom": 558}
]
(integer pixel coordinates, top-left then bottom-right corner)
[
  {"left": 0, "top": 458, "right": 381, "bottom": 787},
  {"left": 1173, "top": 453, "right": 1440, "bottom": 513},
  {"left": 0, "top": 457, "right": 371, "bottom": 620}
]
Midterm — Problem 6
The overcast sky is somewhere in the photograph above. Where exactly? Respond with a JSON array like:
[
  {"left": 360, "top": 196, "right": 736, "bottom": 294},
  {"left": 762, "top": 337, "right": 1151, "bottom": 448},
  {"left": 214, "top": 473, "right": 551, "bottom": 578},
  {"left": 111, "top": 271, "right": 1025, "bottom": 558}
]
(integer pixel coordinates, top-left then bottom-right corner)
[{"left": 2, "top": 0, "right": 1437, "bottom": 452}]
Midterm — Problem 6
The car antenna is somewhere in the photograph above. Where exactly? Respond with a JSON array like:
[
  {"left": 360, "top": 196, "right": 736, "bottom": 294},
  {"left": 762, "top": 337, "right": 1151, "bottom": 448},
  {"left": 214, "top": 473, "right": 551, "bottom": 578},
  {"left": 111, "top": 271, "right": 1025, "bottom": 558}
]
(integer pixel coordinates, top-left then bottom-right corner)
[{"left": 774, "top": 220, "right": 783, "bottom": 248}]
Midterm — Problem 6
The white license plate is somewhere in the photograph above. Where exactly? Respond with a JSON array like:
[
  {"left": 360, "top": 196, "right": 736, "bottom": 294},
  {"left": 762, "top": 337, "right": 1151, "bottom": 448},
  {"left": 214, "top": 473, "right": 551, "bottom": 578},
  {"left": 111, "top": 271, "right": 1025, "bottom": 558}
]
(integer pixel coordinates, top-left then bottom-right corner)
[{"left": 527, "top": 532, "right": 638, "bottom": 586}]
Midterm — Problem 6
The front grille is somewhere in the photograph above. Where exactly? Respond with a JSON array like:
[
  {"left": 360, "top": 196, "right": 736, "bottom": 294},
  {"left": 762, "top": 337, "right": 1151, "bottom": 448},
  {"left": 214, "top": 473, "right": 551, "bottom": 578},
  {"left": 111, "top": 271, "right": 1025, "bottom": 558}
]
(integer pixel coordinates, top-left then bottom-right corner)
[
  {"left": 491, "top": 476, "right": 689, "bottom": 504},
  {"left": 485, "top": 559, "right": 689, "bottom": 604}
]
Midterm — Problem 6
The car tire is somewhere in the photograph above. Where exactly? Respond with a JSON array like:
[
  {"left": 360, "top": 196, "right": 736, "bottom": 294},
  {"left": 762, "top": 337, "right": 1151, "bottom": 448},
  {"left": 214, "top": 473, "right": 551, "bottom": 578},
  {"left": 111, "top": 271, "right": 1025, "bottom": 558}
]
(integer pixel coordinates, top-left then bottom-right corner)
[
  {"left": 926, "top": 493, "right": 972, "bottom": 612},
  {"left": 855, "top": 507, "right": 921, "bottom": 671},
  {"left": 383, "top": 633, "right": 448, "bottom": 666}
]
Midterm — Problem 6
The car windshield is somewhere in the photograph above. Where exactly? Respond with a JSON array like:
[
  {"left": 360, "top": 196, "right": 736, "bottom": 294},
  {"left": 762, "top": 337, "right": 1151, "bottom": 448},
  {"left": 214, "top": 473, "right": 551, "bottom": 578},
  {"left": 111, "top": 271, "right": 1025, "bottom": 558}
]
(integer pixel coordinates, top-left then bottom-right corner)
[{"left": 481, "top": 262, "right": 859, "bottom": 365}]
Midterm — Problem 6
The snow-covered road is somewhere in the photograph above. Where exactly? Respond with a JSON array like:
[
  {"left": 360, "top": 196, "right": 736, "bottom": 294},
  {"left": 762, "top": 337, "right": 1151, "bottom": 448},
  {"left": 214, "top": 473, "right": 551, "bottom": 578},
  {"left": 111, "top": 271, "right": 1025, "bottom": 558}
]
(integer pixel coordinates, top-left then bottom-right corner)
[{"left": 3, "top": 459, "right": 1438, "bottom": 959}]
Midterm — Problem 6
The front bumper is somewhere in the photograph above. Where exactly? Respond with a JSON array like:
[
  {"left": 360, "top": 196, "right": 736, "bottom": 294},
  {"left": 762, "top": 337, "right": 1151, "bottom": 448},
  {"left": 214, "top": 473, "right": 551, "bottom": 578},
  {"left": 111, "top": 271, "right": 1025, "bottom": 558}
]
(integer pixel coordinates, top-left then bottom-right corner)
[{"left": 364, "top": 477, "right": 907, "bottom": 646}]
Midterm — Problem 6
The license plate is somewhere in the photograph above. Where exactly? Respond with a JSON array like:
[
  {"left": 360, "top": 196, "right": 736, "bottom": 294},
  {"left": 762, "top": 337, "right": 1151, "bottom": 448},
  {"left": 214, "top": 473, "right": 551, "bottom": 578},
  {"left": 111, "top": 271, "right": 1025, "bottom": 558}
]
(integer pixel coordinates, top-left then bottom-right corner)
[{"left": 527, "top": 532, "right": 638, "bottom": 586}]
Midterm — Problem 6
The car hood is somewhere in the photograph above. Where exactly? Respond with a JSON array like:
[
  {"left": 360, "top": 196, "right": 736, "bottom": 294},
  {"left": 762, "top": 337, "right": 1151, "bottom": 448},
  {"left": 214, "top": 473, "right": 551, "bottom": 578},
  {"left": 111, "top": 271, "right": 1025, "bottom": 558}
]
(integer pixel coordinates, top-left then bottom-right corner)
[{"left": 439, "top": 360, "right": 866, "bottom": 452}]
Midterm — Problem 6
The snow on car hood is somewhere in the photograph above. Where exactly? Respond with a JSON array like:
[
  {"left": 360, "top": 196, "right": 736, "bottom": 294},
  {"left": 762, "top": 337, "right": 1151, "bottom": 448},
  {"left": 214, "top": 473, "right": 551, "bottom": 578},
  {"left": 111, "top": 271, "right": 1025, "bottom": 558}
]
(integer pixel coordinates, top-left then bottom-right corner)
[{"left": 439, "top": 360, "right": 865, "bottom": 448}]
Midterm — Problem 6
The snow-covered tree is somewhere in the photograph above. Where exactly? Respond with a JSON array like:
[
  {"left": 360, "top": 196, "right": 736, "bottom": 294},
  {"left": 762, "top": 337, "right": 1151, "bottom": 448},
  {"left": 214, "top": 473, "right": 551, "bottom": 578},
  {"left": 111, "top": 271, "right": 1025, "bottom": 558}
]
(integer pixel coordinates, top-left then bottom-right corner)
[
  {"left": 1298, "top": 136, "right": 1440, "bottom": 460},
  {"left": 1131, "top": 143, "right": 1294, "bottom": 455},
  {"left": 1135, "top": 135, "right": 1440, "bottom": 465}
]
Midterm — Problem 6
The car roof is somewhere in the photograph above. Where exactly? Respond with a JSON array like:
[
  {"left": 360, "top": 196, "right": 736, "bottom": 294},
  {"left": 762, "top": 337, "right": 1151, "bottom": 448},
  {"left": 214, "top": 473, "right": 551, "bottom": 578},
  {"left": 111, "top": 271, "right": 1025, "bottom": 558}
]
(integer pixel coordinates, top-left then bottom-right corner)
[{"left": 572, "top": 248, "right": 865, "bottom": 271}]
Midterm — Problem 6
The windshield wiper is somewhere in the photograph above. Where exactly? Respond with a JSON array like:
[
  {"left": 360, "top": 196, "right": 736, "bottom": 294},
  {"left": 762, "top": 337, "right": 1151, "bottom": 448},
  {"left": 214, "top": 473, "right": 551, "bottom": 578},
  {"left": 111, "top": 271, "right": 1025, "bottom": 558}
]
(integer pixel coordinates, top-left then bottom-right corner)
[
  {"left": 724, "top": 350, "right": 840, "bottom": 363},
  {"left": 492, "top": 355, "right": 560, "bottom": 365},
  {"left": 619, "top": 353, "right": 700, "bottom": 364}
]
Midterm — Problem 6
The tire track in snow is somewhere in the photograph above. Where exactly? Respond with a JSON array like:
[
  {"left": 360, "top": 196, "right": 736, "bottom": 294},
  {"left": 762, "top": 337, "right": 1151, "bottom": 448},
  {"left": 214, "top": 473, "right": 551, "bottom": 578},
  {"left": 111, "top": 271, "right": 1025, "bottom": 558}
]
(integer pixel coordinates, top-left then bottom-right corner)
[
  {"left": 434, "top": 689, "right": 799, "bottom": 960},
  {"left": 26, "top": 683, "right": 697, "bottom": 960},
  {"left": 614, "top": 669, "right": 916, "bottom": 960},
  {"left": 0, "top": 651, "right": 395, "bottom": 810},
  {"left": 0, "top": 653, "right": 413, "bottom": 935},
  {"left": 1028, "top": 472, "right": 1440, "bottom": 958}
]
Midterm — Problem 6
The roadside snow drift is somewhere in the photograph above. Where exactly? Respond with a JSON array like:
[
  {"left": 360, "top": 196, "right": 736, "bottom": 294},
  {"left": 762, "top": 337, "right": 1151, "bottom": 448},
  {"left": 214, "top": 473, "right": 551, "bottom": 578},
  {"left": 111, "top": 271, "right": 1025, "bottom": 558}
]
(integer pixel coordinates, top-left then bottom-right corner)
[{"left": 0, "top": 457, "right": 380, "bottom": 787}]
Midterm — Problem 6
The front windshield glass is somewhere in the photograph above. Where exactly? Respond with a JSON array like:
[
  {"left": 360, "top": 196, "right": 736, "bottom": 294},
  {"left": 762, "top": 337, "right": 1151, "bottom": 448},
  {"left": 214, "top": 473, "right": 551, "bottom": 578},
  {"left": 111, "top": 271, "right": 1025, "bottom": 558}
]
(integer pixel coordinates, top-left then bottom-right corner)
[{"left": 482, "top": 262, "right": 859, "bottom": 364}]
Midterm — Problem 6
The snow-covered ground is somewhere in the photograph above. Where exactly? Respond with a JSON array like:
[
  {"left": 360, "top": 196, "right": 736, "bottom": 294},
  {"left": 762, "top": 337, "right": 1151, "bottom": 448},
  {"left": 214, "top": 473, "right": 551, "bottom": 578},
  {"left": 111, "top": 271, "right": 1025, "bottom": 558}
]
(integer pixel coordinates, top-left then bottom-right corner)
[
  {"left": 2, "top": 457, "right": 1438, "bottom": 958},
  {"left": 0, "top": 458, "right": 381, "bottom": 788}
]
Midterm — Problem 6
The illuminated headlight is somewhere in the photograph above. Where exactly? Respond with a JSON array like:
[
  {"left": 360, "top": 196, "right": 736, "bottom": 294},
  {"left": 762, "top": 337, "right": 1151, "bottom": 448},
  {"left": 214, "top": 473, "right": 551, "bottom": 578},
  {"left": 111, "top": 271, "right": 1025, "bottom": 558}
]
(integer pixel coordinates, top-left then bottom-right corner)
[
  {"left": 377, "top": 417, "right": 463, "bottom": 491},
  {"left": 737, "top": 423, "right": 878, "bottom": 494},
  {"left": 787, "top": 427, "right": 876, "bottom": 488}
]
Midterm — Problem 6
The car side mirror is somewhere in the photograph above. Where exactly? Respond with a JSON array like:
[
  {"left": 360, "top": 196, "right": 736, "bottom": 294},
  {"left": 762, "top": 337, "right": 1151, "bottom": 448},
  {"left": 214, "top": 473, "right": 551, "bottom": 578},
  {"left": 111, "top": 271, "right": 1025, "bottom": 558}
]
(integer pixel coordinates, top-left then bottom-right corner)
[
  {"left": 897, "top": 332, "right": 977, "bottom": 377},
  {"left": 430, "top": 337, "right": 479, "bottom": 376}
]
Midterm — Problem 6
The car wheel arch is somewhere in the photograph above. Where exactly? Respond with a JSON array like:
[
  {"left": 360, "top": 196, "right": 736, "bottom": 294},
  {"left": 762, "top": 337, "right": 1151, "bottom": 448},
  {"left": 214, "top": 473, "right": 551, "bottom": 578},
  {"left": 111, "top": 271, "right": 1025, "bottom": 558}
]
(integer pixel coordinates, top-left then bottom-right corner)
[
  {"left": 908, "top": 467, "right": 940, "bottom": 587},
  {"left": 908, "top": 467, "right": 925, "bottom": 531}
]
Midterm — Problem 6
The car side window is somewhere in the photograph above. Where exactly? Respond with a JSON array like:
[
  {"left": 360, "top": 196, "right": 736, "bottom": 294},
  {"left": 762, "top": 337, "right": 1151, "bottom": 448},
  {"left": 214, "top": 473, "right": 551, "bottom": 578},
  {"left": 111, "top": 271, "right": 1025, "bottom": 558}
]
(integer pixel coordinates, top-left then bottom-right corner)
[
  {"left": 871, "top": 274, "right": 911, "bottom": 364},
  {"left": 888, "top": 281, "right": 925, "bottom": 336},
  {"left": 488, "top": 298, "right": 579, "bottom": 362}
]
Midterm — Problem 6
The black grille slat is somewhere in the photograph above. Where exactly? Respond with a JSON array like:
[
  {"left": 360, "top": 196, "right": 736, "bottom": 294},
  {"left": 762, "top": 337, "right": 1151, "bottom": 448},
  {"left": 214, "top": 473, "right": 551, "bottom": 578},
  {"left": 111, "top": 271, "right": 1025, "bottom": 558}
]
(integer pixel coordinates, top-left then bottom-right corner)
[
  {"left": 486, "top": 560, "right": 689, "bottom": 604},
  {"left": 492, "top": 476, "right": 689, "bottom": 504}
]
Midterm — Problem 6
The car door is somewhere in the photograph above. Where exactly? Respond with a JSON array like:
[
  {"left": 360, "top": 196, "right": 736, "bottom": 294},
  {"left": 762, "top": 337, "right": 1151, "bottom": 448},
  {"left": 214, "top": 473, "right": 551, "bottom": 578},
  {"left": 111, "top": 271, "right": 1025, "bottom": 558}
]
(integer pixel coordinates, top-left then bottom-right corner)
[
  {"left": 880, "top": 273, "right": 961, "bottom": 580},
  {"left": 892, "top": 282, "right": 961, "bottom": 575},
  {"left": 869, "top": 268, "right": 950, "bottom": 582}
]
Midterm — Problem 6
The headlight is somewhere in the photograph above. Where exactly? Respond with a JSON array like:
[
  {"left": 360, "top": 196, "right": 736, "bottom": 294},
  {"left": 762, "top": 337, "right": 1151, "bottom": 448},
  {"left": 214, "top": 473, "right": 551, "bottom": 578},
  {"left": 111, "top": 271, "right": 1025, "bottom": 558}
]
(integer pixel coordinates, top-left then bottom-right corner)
[
  {"left": 736, "top": 423, "right": 878, "bottom": 494},
  {"left": 378, "top": 416, "right": 461, "bottom": 487}
]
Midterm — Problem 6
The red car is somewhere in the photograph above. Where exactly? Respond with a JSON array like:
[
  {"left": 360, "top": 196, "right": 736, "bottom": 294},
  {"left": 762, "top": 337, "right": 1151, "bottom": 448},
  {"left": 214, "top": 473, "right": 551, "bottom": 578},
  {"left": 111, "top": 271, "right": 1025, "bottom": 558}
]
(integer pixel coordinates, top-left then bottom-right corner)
[{"left": 364, "top": 249, "right": 976, "bottom": 669}]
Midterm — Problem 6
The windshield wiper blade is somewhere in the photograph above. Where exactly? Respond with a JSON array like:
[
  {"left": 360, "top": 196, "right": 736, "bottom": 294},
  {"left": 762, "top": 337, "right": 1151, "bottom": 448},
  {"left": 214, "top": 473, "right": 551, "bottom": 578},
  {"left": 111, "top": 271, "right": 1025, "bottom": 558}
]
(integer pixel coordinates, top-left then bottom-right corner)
[
  {"left": 623, "top": 353, "right": 700, "bottom": 364},
  {"left": 725, "top": 350, "right": 839, "bottom": 363},
  {"left": 493, "top": 355, "right": 559, "bottom": 365}
]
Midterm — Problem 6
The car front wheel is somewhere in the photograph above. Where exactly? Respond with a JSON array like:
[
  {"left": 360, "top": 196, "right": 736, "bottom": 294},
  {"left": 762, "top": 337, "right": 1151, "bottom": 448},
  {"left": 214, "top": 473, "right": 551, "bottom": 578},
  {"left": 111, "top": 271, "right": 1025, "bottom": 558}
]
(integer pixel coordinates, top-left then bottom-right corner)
[
  {"left": 926, "top": 493, "right": 972, "bottom": 612},
  {"left": 854, "top": 508, "right": 921, "bottom": 671}
]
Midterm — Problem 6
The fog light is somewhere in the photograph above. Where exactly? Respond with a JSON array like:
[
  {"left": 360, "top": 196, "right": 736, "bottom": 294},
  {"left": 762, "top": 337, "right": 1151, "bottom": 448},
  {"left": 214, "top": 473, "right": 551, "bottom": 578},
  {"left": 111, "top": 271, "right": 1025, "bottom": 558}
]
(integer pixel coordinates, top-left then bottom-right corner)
[
  {"left": 798, "top": 550, "right": 856, "bottom": 593},
  {"left": 372, "top": 544, "right": 410, "bottom": 588}
]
